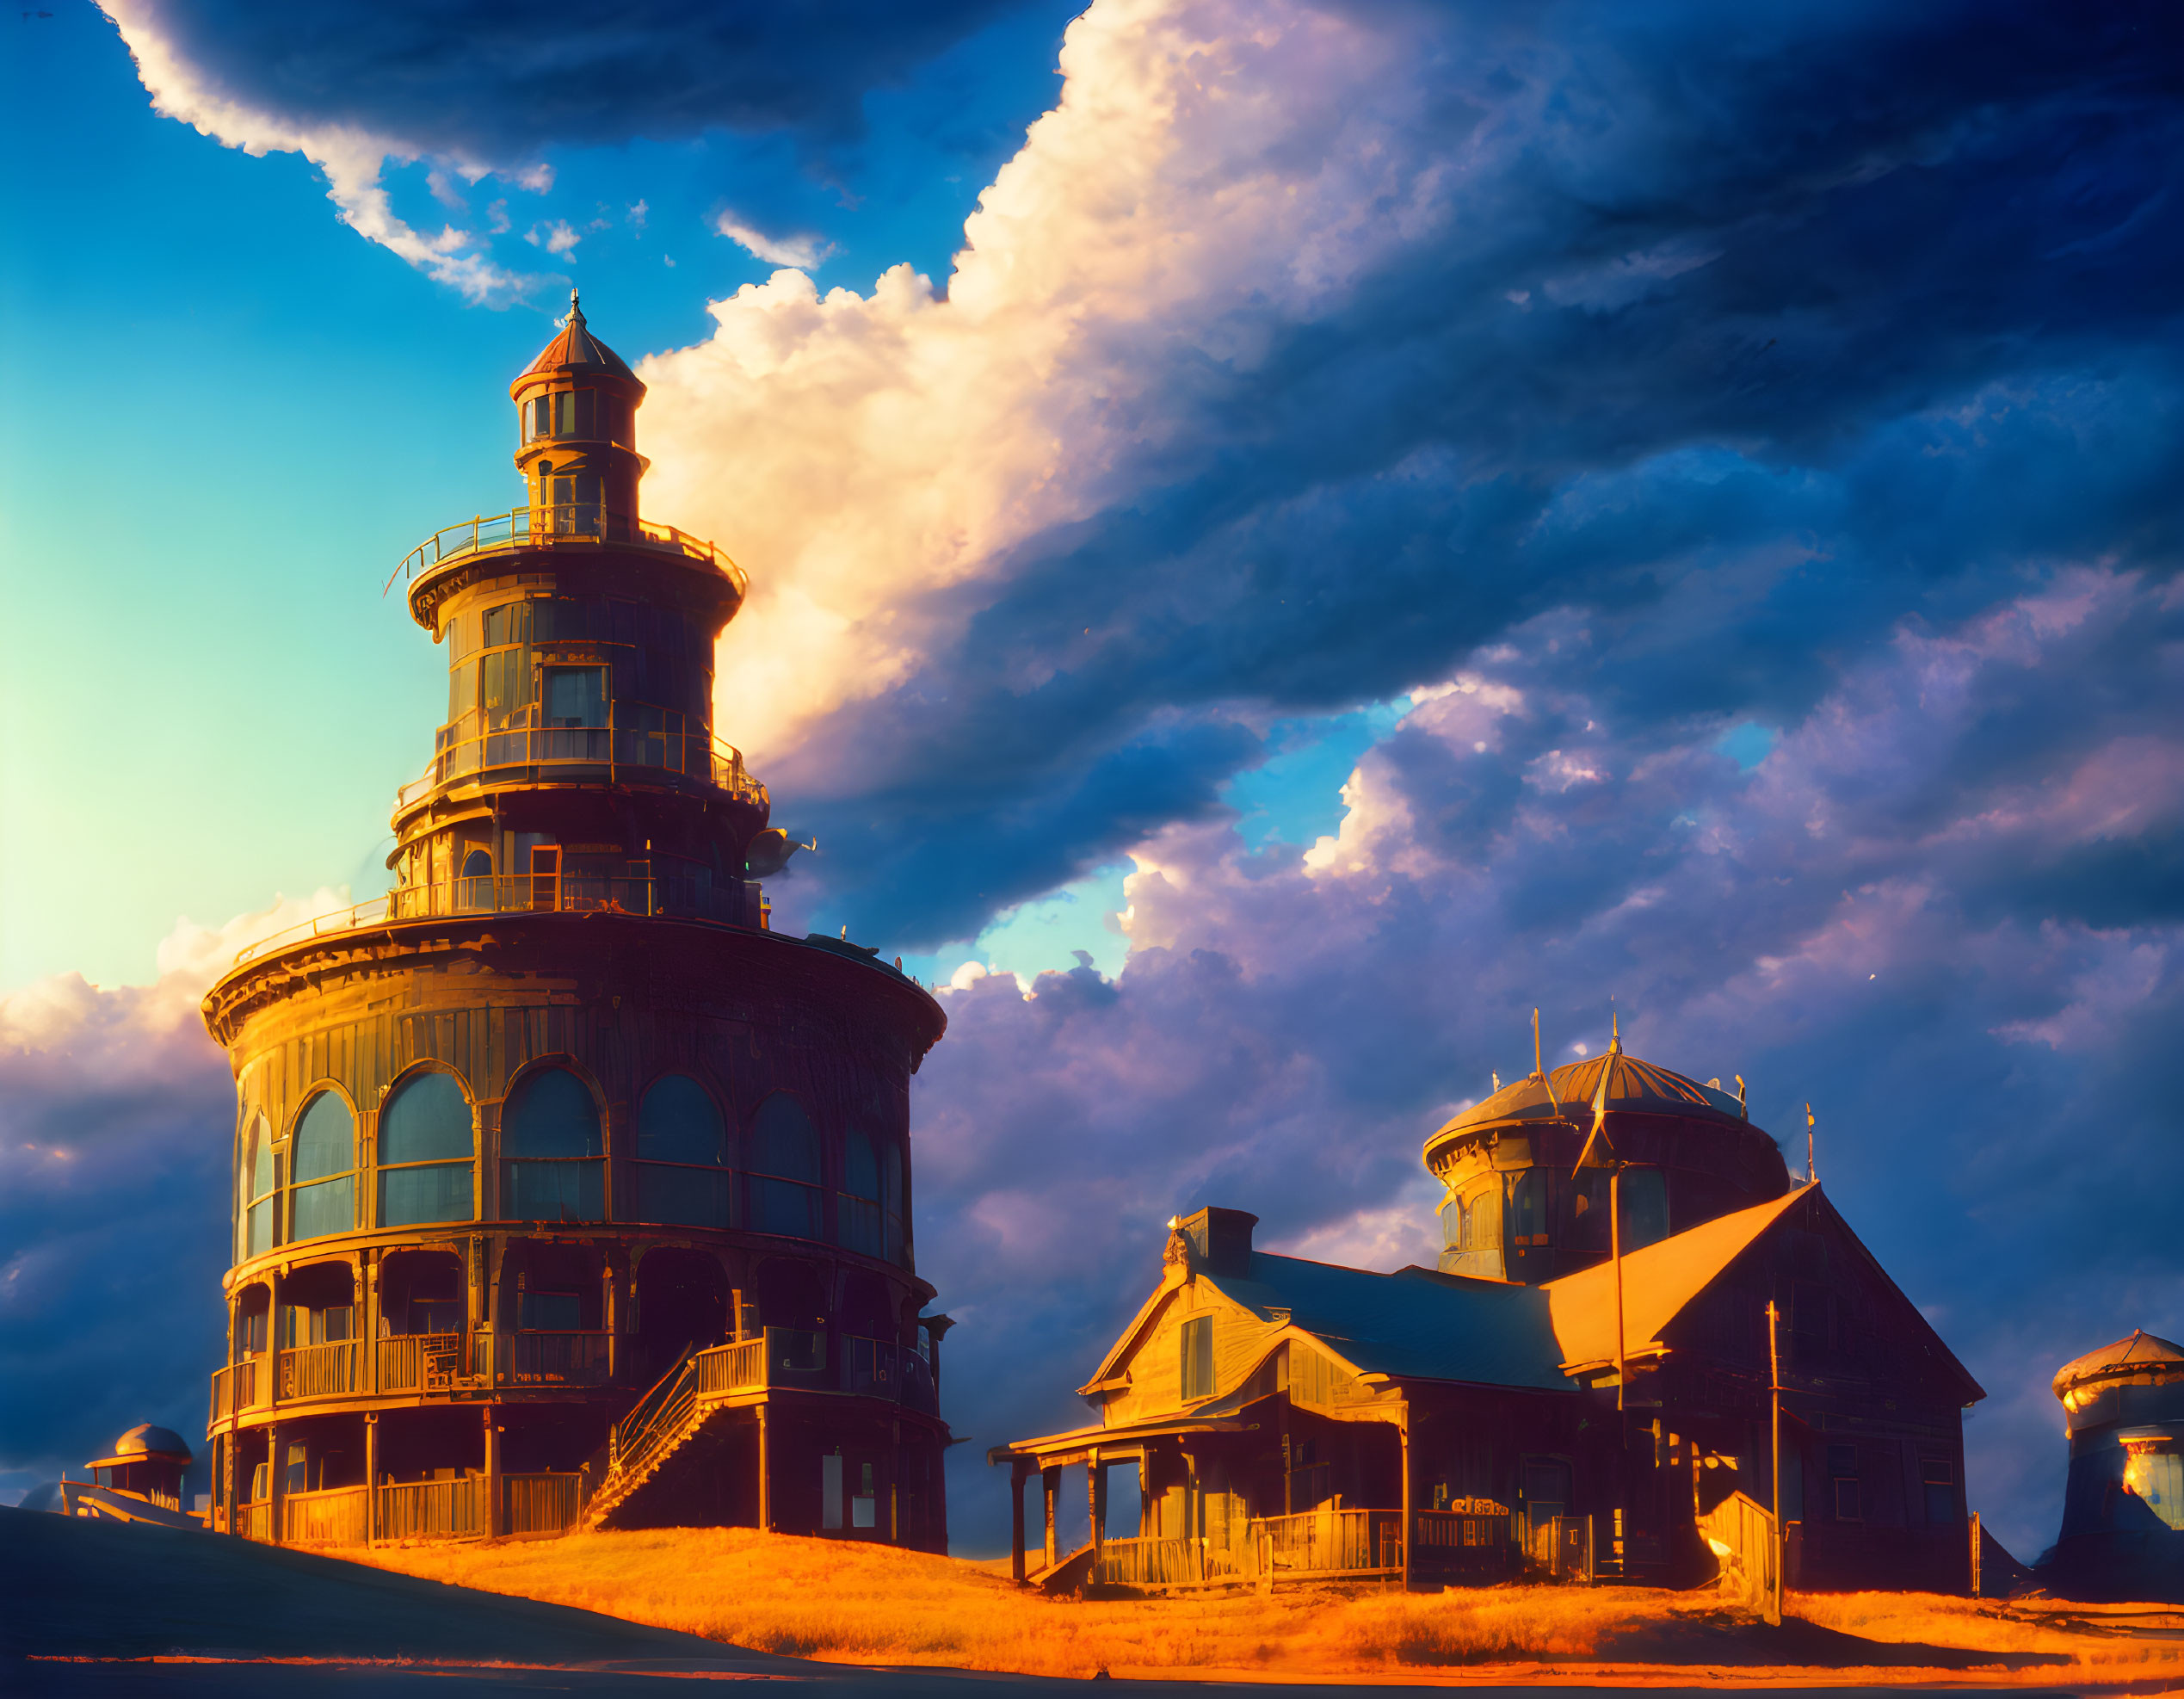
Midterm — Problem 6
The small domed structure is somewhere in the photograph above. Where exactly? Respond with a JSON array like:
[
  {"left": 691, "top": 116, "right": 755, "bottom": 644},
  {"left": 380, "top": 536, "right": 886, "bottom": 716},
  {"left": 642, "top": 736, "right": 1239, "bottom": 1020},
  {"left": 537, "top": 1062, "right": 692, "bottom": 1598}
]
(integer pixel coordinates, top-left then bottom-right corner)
[
  {"left": 86, "top": 1423, "right": 193, "bottom": 1510},
  {"left": 1425, "top": 1035, "right": 1790, "bottom": 1283},
  {"left": 2041, "top": 1328, "right": 2184, "bottom": 1600}
]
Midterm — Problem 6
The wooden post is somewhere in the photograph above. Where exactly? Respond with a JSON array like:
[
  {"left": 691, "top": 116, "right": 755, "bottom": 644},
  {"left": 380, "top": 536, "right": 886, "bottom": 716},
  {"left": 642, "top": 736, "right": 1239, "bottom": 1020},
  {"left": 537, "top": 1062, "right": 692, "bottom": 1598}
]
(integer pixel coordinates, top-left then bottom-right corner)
[
  {"left": 1767, "top": 1300, "right": 1784, "bottom": 1627},
  {"left": 266, "top": 1420, "right": 284, "bottom": 1545},
  {"left": 756, "top": 1405, "right": 771, "bottom": 1532},
  {"left": 1969, "top": 1510, "right": 1983, "bottom": 1597},
  {"left": 484, "top": 1406, "right": 503, "bottom": 1539},
  {"left": 1010, "top": 1460, "right": 1027, "bottom": 1584},
  {"left": 223, "top": 1431, "right": 238, "bottom": 1539},
  {"left": 1397, "top": 1407, "right": 1412, "bottom": 1591},
  {"left": 891, "top": 1419, "right": 901, "bottom": 1545},
  {"left": 1089, "top": 1449, "right": 1105, "bottom": 1563},
  {"left": 363, "top": 1414, "right": 379, "bottom": 1547},
  {"left": 1611, "top": 1166, "right": 1626, "bottom": 1412},
  {"left": 1041, "top": 1465, "right": 1059, "bottom": 1568}
]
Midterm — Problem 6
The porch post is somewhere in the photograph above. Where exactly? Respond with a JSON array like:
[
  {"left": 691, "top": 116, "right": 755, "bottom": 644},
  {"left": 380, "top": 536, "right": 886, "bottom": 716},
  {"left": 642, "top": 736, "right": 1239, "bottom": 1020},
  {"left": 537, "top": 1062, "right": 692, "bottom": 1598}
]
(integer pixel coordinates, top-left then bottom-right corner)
[
  {"left": 266, "top": 1420, "right": 285, "bottom": 1545},
  {"left": 363, "top": 1414, "right": 379, "bottom": 1546},
  {"left": 223, "top": 1431, "right": 238, "bottom": 1538},
  {"left": 1089, "top": 1448, "right": 1105, "bottom": 1562},
  {"left": 1397, "top": 1405, "right": 1412, "bottom": 1591},
  {"left": 483, "top": 1406, "right": 503, "bottom": 1539},
  {"left": 1010, "top": 1459, "right": 1027, "bottom": 1584},
  {"left": 1041, "top": 1465, "right": 1059, "bottom": 1568},
  {"left": 756, "top": 1404, "right": 771, "bottom": 1531}
]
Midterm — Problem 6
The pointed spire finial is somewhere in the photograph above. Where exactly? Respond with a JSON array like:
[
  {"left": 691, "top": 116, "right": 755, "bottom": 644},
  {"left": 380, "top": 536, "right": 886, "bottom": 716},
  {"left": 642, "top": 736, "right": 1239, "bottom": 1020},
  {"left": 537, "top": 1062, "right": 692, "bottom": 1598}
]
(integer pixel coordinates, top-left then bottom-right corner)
[
  {"left": 567, "top": 287, "right": 583, "bottom": 325},
  {"left": 1610, "top": 1007, "right": 1622, "bottom": 1053}
]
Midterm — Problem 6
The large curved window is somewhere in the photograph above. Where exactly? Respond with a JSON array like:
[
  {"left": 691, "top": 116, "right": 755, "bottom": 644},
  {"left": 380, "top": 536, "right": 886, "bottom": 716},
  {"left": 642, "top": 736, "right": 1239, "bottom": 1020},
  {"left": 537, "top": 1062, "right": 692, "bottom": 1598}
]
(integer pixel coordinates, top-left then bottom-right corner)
[
  {"left": 239, "top": 1113, "right": 275, "bottom": 1259},
  {"left": 501, "top": 1067, "right": 604, "bottom": 1221},
  {"left": 839, "top": 1131, "right": 884, "bottom": 1259},
  {"left": 885, "top": 1140, "right": 905, "bottom": 1264},
  {"left": 634, "top": 1074, "right": 731, "bottom": 1229},
  {"left": 290, "top": 1093, "right": 356, "bottom": 1242},
  {"left": 379, "top": 1072, "right": 475, "bottom": 1227},
  {"left": 747, "top": 1094, "right": 822, "bottom": 1239}
]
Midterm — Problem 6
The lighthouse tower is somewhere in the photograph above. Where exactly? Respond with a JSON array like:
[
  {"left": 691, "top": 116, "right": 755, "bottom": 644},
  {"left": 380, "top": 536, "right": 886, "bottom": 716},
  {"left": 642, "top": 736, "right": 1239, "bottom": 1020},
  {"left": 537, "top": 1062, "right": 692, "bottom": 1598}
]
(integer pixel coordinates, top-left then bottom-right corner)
[{"left": 200, "top": 297, "right": 951, "bottom": 1550}]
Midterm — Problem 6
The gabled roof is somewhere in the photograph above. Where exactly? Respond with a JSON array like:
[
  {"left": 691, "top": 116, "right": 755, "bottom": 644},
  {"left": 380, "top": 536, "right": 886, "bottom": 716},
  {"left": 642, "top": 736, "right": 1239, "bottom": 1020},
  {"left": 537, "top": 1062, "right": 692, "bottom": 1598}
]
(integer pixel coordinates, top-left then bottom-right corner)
[
  {"left": 1543, "top": 1188, "right": 1805, "bottom": 1369},
  {"left": 1081, "top": 1251, "right": 1572, "bottom": 1399}
]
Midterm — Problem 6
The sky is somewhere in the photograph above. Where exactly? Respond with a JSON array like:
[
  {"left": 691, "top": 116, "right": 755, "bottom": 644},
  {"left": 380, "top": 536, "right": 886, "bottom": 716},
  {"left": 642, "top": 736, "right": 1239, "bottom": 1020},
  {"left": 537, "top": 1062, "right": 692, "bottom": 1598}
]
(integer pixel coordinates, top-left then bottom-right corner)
[{"left": 2, "top": 0, "right": 2181, "bottom": 1565}]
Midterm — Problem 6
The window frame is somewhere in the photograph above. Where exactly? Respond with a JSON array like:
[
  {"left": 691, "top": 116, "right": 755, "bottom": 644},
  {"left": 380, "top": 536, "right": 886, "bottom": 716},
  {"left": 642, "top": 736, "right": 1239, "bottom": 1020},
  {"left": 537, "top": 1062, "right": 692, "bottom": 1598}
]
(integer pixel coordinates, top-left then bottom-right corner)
[
  {"left": 499, "top": 1061, "right": 607, "bottom": 1224},
  {"left": 1179, "top": 1313, "right": 1214, "bottom": 1402},
  {"left": 287, "top": 1087, "right": 358, "bottom": 1245},
  {"left": 631, "top": 1071, "right": 736, "bottom": 1230},
  {"left": 745, "top": 1090, "right": 824, "bottom": 1240},
  {"left": 375, "top": 1066, "right": 478, "bottom": 1229}
]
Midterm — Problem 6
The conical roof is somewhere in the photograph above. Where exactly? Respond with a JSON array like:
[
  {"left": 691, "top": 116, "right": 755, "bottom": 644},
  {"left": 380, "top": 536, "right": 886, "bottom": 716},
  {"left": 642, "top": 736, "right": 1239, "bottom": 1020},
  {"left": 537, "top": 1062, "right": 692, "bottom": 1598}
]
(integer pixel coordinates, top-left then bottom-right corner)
[
  {"left": 1428, "top": 1045, "right": 1752, "bottom": 1152},
  {"left": 2051, "top": 1328, "right": 2184, "bottom": 1399},
  {"left": 517, "top": 291, "right": 638, "bottom": 386}
]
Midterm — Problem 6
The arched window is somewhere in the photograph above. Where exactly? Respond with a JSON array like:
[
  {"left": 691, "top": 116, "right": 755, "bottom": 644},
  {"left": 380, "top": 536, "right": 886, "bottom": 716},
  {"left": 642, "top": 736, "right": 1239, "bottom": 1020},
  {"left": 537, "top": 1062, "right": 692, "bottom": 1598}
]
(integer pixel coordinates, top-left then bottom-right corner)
[
  {"left": 290, "top": 1093, "right": 356, "bottom": 1242},
  {"left": 378, "top": 1072, "right": 475, "bottom": 1227},
  {"left": 746, "top": 1093, "right": 821, "bottom": 1239},
  {"left": 633, "top": 1073, "right": 731, "bottom": 1229},
  {"left": 458, "top": 848, "right": 494, "bottom": 911},
  {"left": 839, "top": 1130, "right": 883, "bottom": 1258},
  {"left": 501, "top": 1066, "right": 603, "bottom": 1221},
  {"left": 239, "top": 1113, "right": 275, "bottom": 1259}
]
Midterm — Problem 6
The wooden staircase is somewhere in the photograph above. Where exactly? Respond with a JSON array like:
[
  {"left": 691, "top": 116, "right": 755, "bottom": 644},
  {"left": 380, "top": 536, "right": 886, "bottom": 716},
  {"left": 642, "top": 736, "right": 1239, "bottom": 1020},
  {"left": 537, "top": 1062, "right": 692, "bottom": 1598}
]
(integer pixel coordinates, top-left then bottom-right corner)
[{"left": 583, "top": 1347, "right": 707, "bottom": 1529}]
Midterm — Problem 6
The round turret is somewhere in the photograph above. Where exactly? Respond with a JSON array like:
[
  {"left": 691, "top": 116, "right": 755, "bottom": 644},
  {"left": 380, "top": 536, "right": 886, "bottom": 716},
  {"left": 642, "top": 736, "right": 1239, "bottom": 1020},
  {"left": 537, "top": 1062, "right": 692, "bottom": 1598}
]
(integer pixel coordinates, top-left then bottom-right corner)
[
  {"left": 2043, "top": 1329, "right": 2184, "bottom": 1601},
  {"left": 1424, "top": 1040, "right": 1790, "bottom": 1282}
]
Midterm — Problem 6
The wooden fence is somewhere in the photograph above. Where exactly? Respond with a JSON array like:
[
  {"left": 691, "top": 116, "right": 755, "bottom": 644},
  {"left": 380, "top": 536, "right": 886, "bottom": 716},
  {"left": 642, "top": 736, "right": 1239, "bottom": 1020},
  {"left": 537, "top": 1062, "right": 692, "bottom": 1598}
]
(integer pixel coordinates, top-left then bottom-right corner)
[
  {"left": 1258, "top": 1507, "right": 1404, "bottom": 1579},
  {"left": 504, "top": 1473, "right": 585, "bottom": 1536},
  {"left": 378, "top": 1476, "right": 484, "bottom": 1541},
  {"left": 235, "top": 1501, "right": 272, "bottom": 1541},
  {"left": 283, "top": 1484, "right": 369, "bottom": 1546},
  {"left": 1411, "top": 1506, "right": 1516, "bottom": 1579}
]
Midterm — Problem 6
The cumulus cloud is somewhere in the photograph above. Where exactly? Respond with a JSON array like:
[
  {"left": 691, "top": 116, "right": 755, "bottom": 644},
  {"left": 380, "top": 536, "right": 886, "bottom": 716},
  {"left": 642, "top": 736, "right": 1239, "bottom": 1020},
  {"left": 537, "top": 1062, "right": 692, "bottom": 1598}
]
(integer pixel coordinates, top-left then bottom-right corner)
[
  {"left": 631, "top": 0, "right": 2181, "bottom": 947},
  {"left": 914, "top": 570, "right": 2184, "bottom": 1560},
  {"left": 713, "top": 213, "right": 832, "bottom": 271}
]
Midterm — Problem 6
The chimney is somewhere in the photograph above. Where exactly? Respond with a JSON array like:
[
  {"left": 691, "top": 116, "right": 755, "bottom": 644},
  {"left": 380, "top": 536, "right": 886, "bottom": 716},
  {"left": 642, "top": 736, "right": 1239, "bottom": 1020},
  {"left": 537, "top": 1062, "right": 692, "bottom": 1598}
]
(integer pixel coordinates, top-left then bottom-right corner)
[{"left": 1180, "top": 1207, "right": 1258, "bottom": 1277}]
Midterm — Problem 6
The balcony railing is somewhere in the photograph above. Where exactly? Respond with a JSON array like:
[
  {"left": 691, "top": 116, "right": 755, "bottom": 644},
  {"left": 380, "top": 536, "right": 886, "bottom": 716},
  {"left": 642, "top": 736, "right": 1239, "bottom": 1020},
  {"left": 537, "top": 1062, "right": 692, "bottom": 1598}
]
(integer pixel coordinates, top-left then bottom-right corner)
[
  {"left": 386, "top": 504, "right": 747, "bottom": 599},
  {"left": 379, "top": 1476, "right": 484, "bottom": 1541},
  {"left": 377, "top": 1332, "right": 465, "bottom": 1393},
  {"left": 487, "top": 1330, "right": 615, "bottom": 1387},
  {"left": 231, "top": 873, "right": 762, "bottom": 968},
  {"left": 279, "top": 1341, "right": 361, "bottom": 1400},
  {"left": 393, "top": 706, "right": 766, "bottom": 812}
]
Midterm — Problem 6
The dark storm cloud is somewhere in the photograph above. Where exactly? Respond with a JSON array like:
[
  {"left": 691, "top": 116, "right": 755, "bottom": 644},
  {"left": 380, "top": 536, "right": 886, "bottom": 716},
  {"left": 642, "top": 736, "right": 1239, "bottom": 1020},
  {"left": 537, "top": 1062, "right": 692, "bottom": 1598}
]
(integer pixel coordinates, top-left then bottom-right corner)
[
  {"left": 913, "top": 568, "right": 2184, "bottom": 1559},
  {"left": 0, "top": 980, "right": 231, "bottom": 1485},
  {"left": 108, "top": 0, "right": 1024, "bottom": 164},
  {"left": 743, "top": 0, "right": 2183, "bottom": 945}
]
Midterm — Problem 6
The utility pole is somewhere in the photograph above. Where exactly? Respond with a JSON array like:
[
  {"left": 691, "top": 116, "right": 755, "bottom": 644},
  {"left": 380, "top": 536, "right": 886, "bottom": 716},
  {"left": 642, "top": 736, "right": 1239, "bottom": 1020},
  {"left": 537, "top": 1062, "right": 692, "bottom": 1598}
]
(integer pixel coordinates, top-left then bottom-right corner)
[
  {"left": 1611, "top": 1165, "right": 1626, "bottom": 1412},
  {"left": 1767, "top": 1300, "right": 1784, "bottom": 1626}
]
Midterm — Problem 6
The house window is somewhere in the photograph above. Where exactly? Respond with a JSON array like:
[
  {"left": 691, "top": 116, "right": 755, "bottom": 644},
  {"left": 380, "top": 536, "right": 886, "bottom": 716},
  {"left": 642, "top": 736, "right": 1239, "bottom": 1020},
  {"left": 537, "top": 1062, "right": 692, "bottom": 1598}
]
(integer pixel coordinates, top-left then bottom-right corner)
[
  {"left": 1508, "top": 1169, "right": 1546, "bottom": 1245},
  {"left": 378, "top": 1071, "right": 474, "bottom": 1227},
  {"left": 632, "top": 1073, "right": 731, "bottom": 1229},
  {"left": 746, "top": 1093, "right": 822, "bottom": 1239},
  {"left": 1829, "top": 1443, "right": 1861, "bottom": 1521},
  {"left": 1180, "top": 1314, "right": 1214, "bottom": 1401},
  {"left": 501, "top": 1066, "right": 604, "bottom": 1221},
  {"left": 552, "top": 388, "right": 597, "bottom": 439},
  {"left": 289, "top": 1093, "right": 356, "bottom": 1242},
  {"left": 541, "top": 665, "right": 607, "bottom": 728},
  {"left": 239, "top": 1112, "right": 275, "bottom": 1259},
  {"left": 839, "top": 1130, "right": 885, "bottom": 1258},
  {"left": 1920, "top": 1455, "right": 1959, "bottom": 1525}
]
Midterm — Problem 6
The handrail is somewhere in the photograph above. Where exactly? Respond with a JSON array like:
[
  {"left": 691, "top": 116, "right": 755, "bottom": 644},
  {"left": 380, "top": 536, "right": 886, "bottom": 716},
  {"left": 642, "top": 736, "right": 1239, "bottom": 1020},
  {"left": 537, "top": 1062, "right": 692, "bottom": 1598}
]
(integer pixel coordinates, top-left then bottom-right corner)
[
  {"left": 231, "top": 873, "right": 761, "bottom": 968},
  {"left": 386, "top": 504, "right": 747, "bottom": 598},
  {"left": 392, "top": 701, "right": 767, "bottom": 812}
]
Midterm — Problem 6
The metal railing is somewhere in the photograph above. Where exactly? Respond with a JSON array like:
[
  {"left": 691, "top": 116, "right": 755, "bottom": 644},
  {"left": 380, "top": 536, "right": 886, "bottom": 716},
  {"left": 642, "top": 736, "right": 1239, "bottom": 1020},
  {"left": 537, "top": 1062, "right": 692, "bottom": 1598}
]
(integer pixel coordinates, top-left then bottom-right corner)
[
  {"left": 394, "top": 707, "right": 766, "bottom": 812},
  {"left": 232, "top": 873, "right": 761, "bottom": 968},
  {"left": 387, "top": 505, "right": 747, "bottom": 598}
]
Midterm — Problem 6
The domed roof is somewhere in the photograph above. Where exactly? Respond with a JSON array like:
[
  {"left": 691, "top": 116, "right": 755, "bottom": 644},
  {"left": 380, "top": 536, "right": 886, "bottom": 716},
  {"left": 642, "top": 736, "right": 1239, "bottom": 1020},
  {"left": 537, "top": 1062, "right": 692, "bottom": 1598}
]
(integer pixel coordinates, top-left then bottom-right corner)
[
  {"left": 2051, "top": 1329, "right": 2184, "bottom": 1399},
  {"left": 516, "top": 291, "right": 638, "bottom": 386},
  {"left": 93, "top": 1423, "right": 192, "bottom": 1465},
  {"left": 1428, "top": 1043, "right": 1754, "bottom": 1152}
]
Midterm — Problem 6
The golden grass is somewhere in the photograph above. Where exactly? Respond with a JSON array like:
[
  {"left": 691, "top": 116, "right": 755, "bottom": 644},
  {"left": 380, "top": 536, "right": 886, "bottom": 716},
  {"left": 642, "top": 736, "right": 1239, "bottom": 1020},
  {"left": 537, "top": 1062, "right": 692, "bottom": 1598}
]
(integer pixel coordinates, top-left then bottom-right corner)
[{"left": 353, "top": 1530, "right": 2184, "bottom": 1686}]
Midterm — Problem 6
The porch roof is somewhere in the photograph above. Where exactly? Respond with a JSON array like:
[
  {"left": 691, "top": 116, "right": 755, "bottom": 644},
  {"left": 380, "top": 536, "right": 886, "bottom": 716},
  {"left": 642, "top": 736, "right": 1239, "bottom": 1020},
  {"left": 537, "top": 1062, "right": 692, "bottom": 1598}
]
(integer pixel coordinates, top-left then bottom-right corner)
[{"left": 988, "top": 1412, "right": 1255, "bottom": 1468}]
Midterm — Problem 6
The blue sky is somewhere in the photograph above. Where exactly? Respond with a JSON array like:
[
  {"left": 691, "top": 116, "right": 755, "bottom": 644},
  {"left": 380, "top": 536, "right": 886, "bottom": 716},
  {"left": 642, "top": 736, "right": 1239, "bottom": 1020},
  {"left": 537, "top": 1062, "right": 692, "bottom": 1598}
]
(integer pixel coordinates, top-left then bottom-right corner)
[{"left": 3, "top": 0, "right": 2181, "bottom": 1566}]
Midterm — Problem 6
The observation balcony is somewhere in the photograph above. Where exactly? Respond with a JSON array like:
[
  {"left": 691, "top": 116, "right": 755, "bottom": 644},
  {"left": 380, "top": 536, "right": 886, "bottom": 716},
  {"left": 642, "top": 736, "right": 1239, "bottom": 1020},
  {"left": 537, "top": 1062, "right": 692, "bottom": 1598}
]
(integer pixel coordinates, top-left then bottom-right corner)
[
  {"left": 231, "top": 873, "right": 767, "bottom": 969},
  {"left": 394, "top": 706, "right": 768, "bottom": 815},
  {"left": 386, "top": 504, "right": 748, "bottom": 598}
]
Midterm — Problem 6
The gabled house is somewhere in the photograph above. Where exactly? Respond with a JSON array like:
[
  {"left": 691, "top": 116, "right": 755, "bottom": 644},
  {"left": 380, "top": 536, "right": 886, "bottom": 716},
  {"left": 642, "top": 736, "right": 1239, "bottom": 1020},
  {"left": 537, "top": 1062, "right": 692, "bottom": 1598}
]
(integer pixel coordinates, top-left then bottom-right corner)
[{"left": 996, "top": 1145, "right": 1982, "bottom": 1594}]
